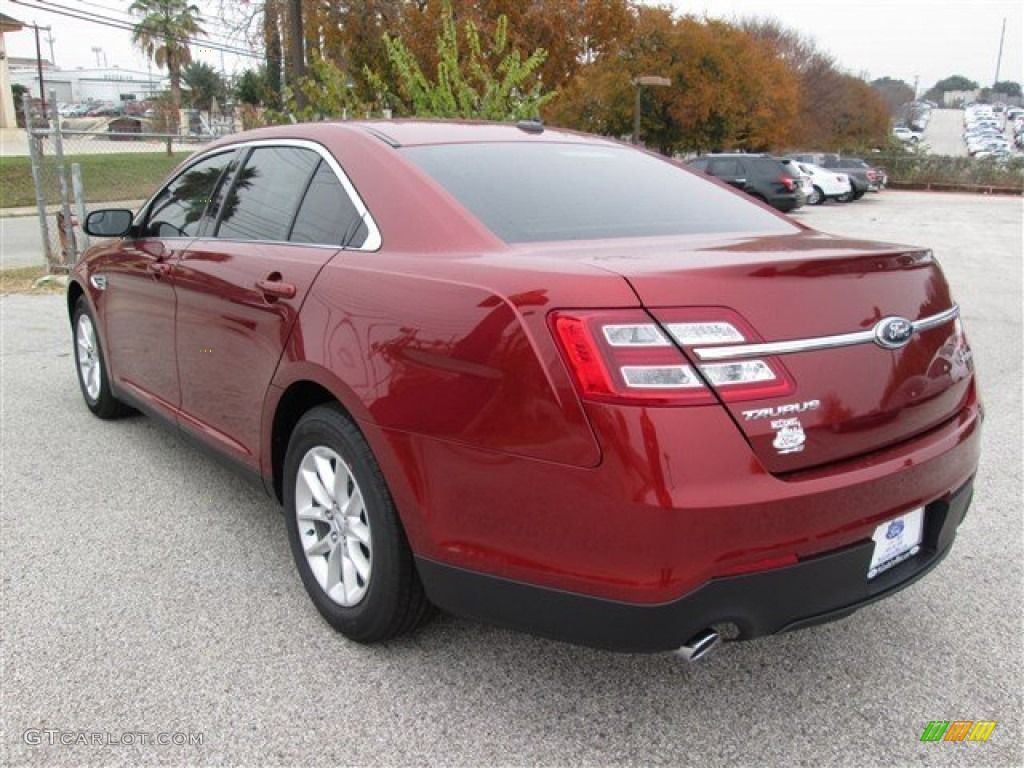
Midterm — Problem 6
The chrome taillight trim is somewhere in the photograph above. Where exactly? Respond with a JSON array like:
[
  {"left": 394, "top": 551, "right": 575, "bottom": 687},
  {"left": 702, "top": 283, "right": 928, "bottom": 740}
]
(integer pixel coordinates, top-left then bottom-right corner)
[{"left": 693, "top": 305, "right": 960, "bottom": 361}]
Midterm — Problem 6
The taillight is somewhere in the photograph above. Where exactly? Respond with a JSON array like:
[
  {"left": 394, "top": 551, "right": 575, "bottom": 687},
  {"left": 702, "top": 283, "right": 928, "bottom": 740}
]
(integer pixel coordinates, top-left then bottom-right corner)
[
  {"left": 549, "top": 309, "right": 795, "bottom": 406},
  {"left": 779, "top": 175, "right": 796, "bottom": 192},
  {"left": 653, "top": 308, "right": 795, "bottom": 402},
  {"left": 550, "top": 310, "right": 713, "bottom": 405}
]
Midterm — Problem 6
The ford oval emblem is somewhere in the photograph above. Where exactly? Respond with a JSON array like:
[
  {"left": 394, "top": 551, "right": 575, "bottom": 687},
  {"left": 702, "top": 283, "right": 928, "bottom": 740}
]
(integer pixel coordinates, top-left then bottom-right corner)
[
  {"left": 886, "top": 519, "right": 905, "bottom": 539},
  {"left": 874, "top": 316, "right": 914, "bottom": 349}
]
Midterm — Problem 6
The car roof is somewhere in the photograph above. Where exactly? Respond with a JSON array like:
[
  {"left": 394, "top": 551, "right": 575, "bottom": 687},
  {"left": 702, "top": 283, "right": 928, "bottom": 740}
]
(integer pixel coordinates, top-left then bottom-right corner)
[
  {"left": 201, "top": 119, "right": 624, "bottom": 157},
  {"left": 346, "top": 119, "right": 618, "bottom": 147},
  {"left": 698, "top": 153, "right": 772, "bottom": 158}
]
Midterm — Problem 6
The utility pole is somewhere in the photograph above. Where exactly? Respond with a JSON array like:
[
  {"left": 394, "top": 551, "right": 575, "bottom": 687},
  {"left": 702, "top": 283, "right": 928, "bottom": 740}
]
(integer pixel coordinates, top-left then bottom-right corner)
[
  {"left": 631, "top": 76, "right": 671, "bottom": 146},
  {"left": 45, "top": 29, "right": 56, "bottom": 68},
  {"left": 29, "top": 23, "right": 49, "bottom": 112},
  {"left": 993, "top": 17, "right": 1006, "bottom": 87},
  {"left": 288, "top": 0, "right": 306, "bottom": 109}
]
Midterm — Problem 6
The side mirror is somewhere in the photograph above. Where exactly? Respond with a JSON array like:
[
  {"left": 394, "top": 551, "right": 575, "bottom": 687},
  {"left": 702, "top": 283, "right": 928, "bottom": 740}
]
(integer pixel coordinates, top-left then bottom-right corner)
[{"left": 84, "top": 209, "right": 134, "bottom": 238}]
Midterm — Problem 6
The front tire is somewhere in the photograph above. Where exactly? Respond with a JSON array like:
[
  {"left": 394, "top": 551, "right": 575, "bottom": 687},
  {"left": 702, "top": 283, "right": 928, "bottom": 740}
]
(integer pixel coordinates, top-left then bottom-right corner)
[
  {"left": 72, "top": 297, "right": 131, "bottom": 419},
  {"left": 808, "top": 185, "right": 824, "bottom": 205},
  {"left": 284, "top": 405, "right": 433, "bottom": 642}
]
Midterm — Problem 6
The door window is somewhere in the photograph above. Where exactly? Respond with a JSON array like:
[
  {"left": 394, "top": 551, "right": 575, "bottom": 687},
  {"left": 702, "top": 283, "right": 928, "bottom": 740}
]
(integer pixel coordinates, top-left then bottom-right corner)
[
  {"left": 215, "top": 146, "right": 319, "bottom": 242},
  {"left": 142, "top": 151, "right": 235, "bottom": 238}
]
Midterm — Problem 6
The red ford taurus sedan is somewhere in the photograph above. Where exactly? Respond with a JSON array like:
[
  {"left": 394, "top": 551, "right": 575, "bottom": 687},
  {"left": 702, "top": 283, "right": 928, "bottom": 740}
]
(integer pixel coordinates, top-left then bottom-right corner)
[{"left": 70, "top": 121, "right": 980, "bottom": 659}]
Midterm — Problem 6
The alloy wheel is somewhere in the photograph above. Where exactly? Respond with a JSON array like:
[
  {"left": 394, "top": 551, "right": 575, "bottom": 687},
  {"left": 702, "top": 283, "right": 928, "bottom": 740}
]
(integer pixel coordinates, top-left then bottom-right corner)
[
  {"left": 294, "top": 446, "right": 373, "bottom": 606},
  {"left": 76, "top": 313, "right": 102, "bottom": 401}
]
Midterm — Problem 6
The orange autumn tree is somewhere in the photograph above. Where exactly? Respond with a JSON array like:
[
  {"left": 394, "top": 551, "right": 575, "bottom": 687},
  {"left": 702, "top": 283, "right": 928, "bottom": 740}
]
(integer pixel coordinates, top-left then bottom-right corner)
[
  {"left": 740, "top": 17, "right": 889, "bottom": 149},
  {"left": 546, "top": 8, "right": 800, "bottom": 154}
]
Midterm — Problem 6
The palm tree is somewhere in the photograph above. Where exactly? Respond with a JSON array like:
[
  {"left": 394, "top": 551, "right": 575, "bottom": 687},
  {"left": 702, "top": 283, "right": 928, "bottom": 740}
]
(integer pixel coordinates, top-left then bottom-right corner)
[{"left": 130, "top": 0, "right": 205, "bottom": 133}]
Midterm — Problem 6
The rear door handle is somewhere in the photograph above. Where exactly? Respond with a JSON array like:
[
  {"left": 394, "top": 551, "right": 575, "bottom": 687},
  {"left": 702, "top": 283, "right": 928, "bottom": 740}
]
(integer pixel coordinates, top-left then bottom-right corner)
[{"left": 256, "top": 278, "right": 297, "bottom": 300}]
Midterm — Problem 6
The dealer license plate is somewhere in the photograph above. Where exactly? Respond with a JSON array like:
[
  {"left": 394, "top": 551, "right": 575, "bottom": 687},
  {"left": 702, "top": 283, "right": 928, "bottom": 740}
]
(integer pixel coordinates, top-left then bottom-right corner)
[{"left": 867, "top": 507, "right": 924, "bottom": 579}]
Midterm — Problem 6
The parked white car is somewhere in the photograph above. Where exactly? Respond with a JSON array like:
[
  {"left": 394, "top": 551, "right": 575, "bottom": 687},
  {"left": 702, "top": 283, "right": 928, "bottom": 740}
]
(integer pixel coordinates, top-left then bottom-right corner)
[
  {"left": 893, "top": 126, "right": 922, "bottom": 144},
  {"left": 796, "top": 162, "right": 853, "bottom": 205}
]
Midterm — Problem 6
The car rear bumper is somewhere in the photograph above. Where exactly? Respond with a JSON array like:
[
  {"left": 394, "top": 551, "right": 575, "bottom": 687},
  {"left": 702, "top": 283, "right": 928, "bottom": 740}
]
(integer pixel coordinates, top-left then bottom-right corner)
[{"left": 416, "top": 478, "right": 973, "bottom": 653}]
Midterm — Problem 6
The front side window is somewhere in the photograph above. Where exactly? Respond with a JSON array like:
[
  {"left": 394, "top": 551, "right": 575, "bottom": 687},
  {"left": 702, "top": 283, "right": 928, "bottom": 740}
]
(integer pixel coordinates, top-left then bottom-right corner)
[
  {"left": 143, "top": 151, "right": 235, "bottom": 238},
  {"left": 216, "top": 147, "right": 319, "bottom": 242}
]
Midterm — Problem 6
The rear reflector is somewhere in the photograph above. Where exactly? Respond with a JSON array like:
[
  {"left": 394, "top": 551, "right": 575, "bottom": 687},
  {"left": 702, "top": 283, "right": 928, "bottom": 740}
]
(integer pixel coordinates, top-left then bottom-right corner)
[{"left": 718, "top": 553, "right": 799, "bottom": 577}]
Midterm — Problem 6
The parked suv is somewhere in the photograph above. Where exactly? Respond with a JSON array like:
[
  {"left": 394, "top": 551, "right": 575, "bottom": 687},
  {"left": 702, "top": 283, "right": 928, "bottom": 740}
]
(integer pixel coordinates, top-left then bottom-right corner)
[{"left": 688, "top": 154, "right": 804, "bottom": 212}]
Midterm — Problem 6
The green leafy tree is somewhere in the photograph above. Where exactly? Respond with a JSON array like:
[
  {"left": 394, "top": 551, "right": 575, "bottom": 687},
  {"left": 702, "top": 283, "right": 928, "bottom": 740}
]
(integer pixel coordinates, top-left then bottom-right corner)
[
  {"left": 235, "top": 68, "right": 269, "bottom": 106},
  {"left": 182, "top": 61, "right": 225, "bottom": 111},
  {"left": 870, "top": 77, "right": 915, "bottom": 116},
  {"left": 993, "top": 80, "right": 1022, "bottom": 98},
  {"left": 287, "top": 50, "right": 364, "bottom": 121},
  {"left": 932, "top": 75, "right": 980, "bottom": 92},
  {"left": 130, "top": 0, "right": 206, "bottom": 132},
  {"left": 366, "top": 0, "right": 552, "bottom": 120}
]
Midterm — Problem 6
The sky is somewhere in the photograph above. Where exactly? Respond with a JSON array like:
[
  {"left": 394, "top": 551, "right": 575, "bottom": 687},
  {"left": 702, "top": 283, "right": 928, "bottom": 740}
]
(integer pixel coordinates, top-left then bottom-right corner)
[{"left": 3, "top": 0, "right": 1023, "bottom": 93}]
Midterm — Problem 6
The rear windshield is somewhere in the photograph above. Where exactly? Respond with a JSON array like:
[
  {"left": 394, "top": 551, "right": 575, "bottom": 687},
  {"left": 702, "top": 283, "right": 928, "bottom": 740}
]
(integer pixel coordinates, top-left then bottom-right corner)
[{"left": 403, "top": 143, "right": 797, "bottom": 243}]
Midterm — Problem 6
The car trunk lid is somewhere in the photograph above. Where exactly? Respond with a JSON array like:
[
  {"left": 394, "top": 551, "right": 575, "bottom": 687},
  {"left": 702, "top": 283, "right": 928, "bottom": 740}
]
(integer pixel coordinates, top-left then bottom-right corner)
[{"left": 573, "top": 230, "right": 974, "bottom": 473}]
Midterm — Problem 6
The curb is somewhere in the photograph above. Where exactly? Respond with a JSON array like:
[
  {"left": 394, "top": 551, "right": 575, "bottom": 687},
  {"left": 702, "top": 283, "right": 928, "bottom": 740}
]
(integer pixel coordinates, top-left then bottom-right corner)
[{"left": 887, "top": 181, "right": 1023, "bottom": 195}]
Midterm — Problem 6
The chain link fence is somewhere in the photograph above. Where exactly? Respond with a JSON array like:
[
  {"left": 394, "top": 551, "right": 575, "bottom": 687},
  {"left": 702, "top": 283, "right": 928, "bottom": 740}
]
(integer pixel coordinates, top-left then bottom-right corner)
[{"left": 19, "top": 91, "right": 237, "bottom": 271}]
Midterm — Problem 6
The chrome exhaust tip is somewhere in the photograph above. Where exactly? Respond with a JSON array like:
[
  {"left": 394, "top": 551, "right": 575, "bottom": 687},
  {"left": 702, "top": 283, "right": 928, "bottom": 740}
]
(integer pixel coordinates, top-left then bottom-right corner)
[{"left": 675, "top": 628, "right": 721, "bottom": 662}]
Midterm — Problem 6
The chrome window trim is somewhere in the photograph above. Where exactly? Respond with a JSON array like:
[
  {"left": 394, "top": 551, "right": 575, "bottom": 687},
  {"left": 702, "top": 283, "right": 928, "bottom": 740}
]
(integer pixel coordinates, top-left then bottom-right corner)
[
  {"left": 693, "top": 305, "right": 960, "bottom": 361},
  {"left": 136, "top": 138, "right": 382, "bottom": 251}
]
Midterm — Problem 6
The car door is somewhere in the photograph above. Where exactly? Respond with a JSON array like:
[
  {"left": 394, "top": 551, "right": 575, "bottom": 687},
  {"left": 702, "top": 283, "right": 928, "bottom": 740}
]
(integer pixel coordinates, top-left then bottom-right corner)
[
  {"left": 173, "top": 142, "right": 372, "bottom": 467},
  {"left": 101, "top": 150, "right": 236, "bottom": 417}
]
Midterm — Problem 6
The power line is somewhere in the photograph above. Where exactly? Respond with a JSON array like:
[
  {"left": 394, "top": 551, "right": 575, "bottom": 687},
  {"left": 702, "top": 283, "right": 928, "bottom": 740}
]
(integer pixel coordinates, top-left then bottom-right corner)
[
  {"left": 63, "top": 0, "right": 252, "bottom": 43},
  {"left": 9, "top": 0, "right": 263, "bottom": 59},
  {"left": 30, "top": 0, "right": 258, "bottom": 54}
]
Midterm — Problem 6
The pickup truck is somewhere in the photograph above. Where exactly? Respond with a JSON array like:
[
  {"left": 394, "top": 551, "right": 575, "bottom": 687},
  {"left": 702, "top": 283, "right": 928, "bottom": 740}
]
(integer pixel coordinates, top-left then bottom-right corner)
[{"left": 785, "top": 153, "right": 882, "bottom": 199}]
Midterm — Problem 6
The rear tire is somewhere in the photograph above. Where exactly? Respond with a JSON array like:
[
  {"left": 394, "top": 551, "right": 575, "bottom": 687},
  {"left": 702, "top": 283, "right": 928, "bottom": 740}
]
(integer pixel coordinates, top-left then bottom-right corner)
[
  {"left": 808, "top": 186, "right": 824, "bottom": 205},
  {"left": 284, "top": 404, "right": 434, "bottom": 642},
  {"left": 72, "top": 297, "right": 132, "bottom": 419}
]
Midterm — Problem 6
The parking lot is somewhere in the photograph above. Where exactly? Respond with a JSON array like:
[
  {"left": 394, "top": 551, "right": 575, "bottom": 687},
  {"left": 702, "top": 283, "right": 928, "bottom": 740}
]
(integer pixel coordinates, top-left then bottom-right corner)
[{"left": 1, "top": 190, "right": 1021, "bottom": 767}]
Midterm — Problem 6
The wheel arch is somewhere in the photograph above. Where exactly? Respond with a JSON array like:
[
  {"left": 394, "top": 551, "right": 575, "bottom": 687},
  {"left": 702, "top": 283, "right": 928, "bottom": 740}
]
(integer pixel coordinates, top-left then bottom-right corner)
[
  {"left": 67, "top": 278, "right": 85, "bottom": 323},
  {"left": 268, "top": 379, "right": 341, "bottom": 503}
]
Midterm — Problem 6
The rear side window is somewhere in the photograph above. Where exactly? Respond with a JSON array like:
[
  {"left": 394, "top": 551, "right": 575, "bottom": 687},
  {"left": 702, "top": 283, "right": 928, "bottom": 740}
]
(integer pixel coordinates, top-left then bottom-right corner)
[
  {"left": 144, "top": 151, "right": 234, "bottom": 238},
  {"left": 404, "top": 143, "right": 797, "bottom": 243},
  {"left": 216, "top": 146, "right": 319, "bottom": 241},
  {"left": 707, "top": 158, "right": 741, "bottom": 176},
  {"left": 289, "top": 161, "right": 367, "bottom": 247},
  {"left": 748, "top": 157, "right": 788, "bottom": 178}
]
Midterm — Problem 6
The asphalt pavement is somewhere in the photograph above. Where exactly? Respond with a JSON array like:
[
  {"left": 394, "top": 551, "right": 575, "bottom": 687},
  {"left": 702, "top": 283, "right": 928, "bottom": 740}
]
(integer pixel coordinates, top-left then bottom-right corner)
[
  {"left": 1, "top": 191, "right": 1021, "bottom": 767},
  {"left": 922, "top": 108, "right": 969, "bottom": 157}
]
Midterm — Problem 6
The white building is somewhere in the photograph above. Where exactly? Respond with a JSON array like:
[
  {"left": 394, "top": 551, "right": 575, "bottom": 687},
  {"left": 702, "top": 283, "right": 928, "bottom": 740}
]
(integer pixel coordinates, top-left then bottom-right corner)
[
  {"left": 9, "top": 63, "right": 163, "bottom": 105},
  {"left": 1, "top": 12, "right": 25, "bottom": 128}
]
